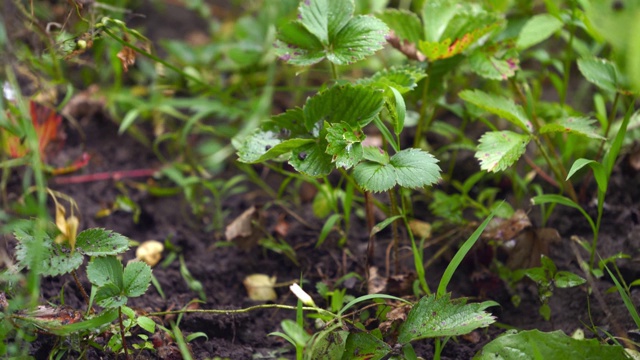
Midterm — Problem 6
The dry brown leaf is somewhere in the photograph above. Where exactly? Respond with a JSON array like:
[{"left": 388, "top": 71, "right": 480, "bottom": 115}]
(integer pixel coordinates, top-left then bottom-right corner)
[
  {"left": 482, "top": 209, "right": 531, "bottom": 241},
  {"left": 117, "top": 46, "right": 137, "bottom": 72},
  {"left": 243, "top": 274, "right": 277, "bottom": 301},
  {"left": 409, "top": 219, "right": 432, "bottom": 240},
  {"left": 136, "top": 240, "right": 164, "bottom": 267},
  {"left": 386, "top": 31, "right": 426, "bottom": 62},
  {"left": 379, "top": 304, "right": 411, "bottom": 334},
  {"left": 274, "top": 214, "right": 290, "bottom": 238},
  {"left": 367, "top": 266, "right": 387, "bottom": 294},
  {"left": 225, "top": 206, "right": 263, "bottom": 250},
  {"left": 506, "top": 228, "right": 560, "bottom": 269}
]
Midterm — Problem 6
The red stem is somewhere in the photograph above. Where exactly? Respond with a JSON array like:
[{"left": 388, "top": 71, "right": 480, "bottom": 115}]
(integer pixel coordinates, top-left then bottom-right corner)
[{"left": 52, "top": 168, "right": 158, "bottom": 185}]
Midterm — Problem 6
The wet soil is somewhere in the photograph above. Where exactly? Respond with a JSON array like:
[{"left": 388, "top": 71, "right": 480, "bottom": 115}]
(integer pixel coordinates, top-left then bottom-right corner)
[{"left": 7, "top": 92, "right": 638, "bottom": 360}]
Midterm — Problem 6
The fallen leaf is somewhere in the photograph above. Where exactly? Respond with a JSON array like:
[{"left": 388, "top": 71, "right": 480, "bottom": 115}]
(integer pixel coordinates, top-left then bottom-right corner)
[
  {"left": 274, "top": 214, "right": 290, "bottom": 238},
  {"left": 4, "top": 101, "right": 63, "bottom": 161},
  {"left": 506, "top": 227, "right": 560, "bottom": 269},
  {"left": 409, "top": 219, "right": 432, "bottom": 240},
  {"left": 367, "top": 266, "right": 387, "bottom": 294},
  {"left": 379, "top": 304, "right": 410, "bottom": 334},
  {"left": 243, "top": 274, "right": 277, "bottom": 301},
  {"left": 225, "top": 206, "right": 263, "bottom": 250},
  {"left": 117, "top": 46, "right": 137, "bottom": 72},
  {"left": 136, "top": 240, "right": 164, "bottom": 267},
  {"left": 482, "top": 209, "right": 531, "bottom": 241}
]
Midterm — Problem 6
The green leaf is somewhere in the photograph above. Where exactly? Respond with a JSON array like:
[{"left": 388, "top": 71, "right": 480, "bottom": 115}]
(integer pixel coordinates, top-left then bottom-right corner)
[
  {"left": 353, "top": 149, "right": 441, "bottom": 192},
  {"left": 540, "top": 117, "right": 605, "bottom": 140},
  {"left": 290, "top": 141, "right": 334, "bottom": 177},
  {"left": 13, "top": 222, "right": 83, "bottom": 277},
  {"left": 87, "top": 256, "right": 124, "bottom": 290},
  {"left": 359, "top": 65, "right": 427, "bottom": 94},
  {"left": 238, "top": 134, "right": 315, "bottom": 163},
  {"left": 422, "top": 0, "right": 458, "bottom": 43},
  {"left": 136, "top": 316, "right": 156, "bottom": 333},
  {"left": 630, "top": 12, "right": 640, "bottom": 95},
  {"left": 95, "top": 283, "right": 127, "bottom": 308},
  {"left": 376, "top": 8, "right": 423, "bottom": 43},
  {"left": 566, "top": 159, "right": 607, "bottom": 194},
  {"left": 531, "top": 194, "right": 596, "bottom": 237},
  {"left": 304, "top": 324, "right": 349, "bottom": 360},
  {"left": 304, "top": 84, "right": 385, "bottom": 130},
  {"left": 353, "top": 161, "right": 396, "bottom": 193},
  {"left": 468, "top": 46, "right": 519, "bottom": 80},
  {"left": 577, "top": 57, "right": 622, "bottom": 94},
  {"left": 584, "top": 0, "right": 640, "bottom": 54},
  {"left": 281, "top": 319, "right": 311, "bottom": 346},
  {"left": 459, "top": 89, "right": 532, "bottom": 132},
  {"left": 342, "top": 332, "right": 392, "bottom": 360},
  {"left": 325, "top": 121, "right": 365, "bottom": 169},
  {"left": 391, "top": 149, "right": 441, "bottom": 189},
  {"left": 475, "top": 131, "right": 531, "bottom": 172},
  {"left": 389, "top": 86, "right": 406, "bottom": 135},
  {"left": 327, "top": 15, "right": 389, "bottom": 65},
  {"left": 274, "top": 22, "right": 325, "bottom": 66},
  {"left": 123, "top": 261, "right": 152, "bottom": 298},
  {"left": 276, "top": 0, "right": 388, "bottom": 65},
  {"left": 397, "top": 293, "right": 496, "bottom": 344},
  {"left": 75, "top": 228, "right": 130, "bottom": 256},
  {"left": 362, "top": 146, "right": 389, "bottom": 164},
  {"left": 473, "top": 329, "right": 629, "bottom": 359},
  {"left": 438, "top": 211, "right": 495, "bottom": 296},
  {"left": 516, "top": 14, "right": 563, "bottom": 50},
  {"left": 554, "top": 271, "right": 586, "bottom": 288},
  {"left": 299, "top": 0, "right": 353, "bottom": 45},
  {"left": 418, "top": 2, "right": 503, "bottom": 61}
]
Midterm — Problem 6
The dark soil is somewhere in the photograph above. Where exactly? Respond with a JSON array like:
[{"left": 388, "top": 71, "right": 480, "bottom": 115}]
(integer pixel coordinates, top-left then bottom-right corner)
[{"left": 4, "top": 2, "right": 640, "bottom": 360}]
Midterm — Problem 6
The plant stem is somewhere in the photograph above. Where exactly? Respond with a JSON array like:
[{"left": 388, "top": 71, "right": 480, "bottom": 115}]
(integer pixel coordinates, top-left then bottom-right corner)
[
  {"left": 330, "top": 62, "right": 339, "bottom": 80},
  {"left": 388, "top": 189, "right": 401, "bottom": 275},
  {"left": 559, "top": 2, "right": 576, "bottom": 107},
  {"left": 579, "top": 92, "right": 620, "bottom": 200},
  {"left": 52, "top": 168, "right": 158, "bottom": 185},
  {"left": 365, "top": 191, "right": 376, "bottom": 267},
  {"left": 71, "top": 270, "right": 90, "bottom": 307},
  {"left": 147, "top": 304, "right": 336, "bottom": 319},
  {"left": 511, "top": 80, "right": 577, "bottom": 202},
  {"left": 413, "top": 75, "right": 431, "bottom": 148},
  {"left": 118, "top": 306, "right": 129, "bottom": 360},
  {"left": 100, "top": 27, "right": 228, "bottom": 102}
]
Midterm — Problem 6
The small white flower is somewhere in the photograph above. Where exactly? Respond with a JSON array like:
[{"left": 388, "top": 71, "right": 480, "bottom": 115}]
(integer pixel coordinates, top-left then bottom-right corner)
[
  {"left": 289, "top": 283, "right": 316, "bottom": 307},
  {"left": 3, "top": 82, "right": 15, "bottom": 101}
]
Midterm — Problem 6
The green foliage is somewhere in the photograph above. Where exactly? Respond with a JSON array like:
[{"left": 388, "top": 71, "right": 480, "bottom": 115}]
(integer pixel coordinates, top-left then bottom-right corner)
[
  {"left": 14, "top": 221, "right": 130, "bottom": 277},
  {"left": 353, "top": 148, "right": 441, "bottom": 192},
  {"left": 475, "top": 131, "right": 531, "bottom": 172},
  {"left": 274, "top": 0, "right": 389, "bottom": 65},
  {"left": 87, "top": 256, "right": 152, "bottom": 309},
  {"left": 512, "top": 255, "right": 585, "bottom": 320},
  {"left": 397, "top": 293, "right": 496, "bottom": 343},
  {"left": 474, "top": 329, "right": 629, "bottom": 360}
]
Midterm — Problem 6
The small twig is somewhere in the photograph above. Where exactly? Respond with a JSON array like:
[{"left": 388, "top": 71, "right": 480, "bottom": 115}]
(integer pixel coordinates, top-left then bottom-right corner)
[
  {"left": 365, "top": 191, "right": 376, "bottom": 270},
  {"left": 71, "top": 270, "right": 90, "bottom": 307},
  {"left": 118, "top": 306, "right": 129, "bottom": 360},
  {"left": 569, "top": 238, "right": 634, "bottom": 349},
  {"left": 523, "top": 155, "right": 559, "bottom": 188},
  {"left": 147, "top": 304, "right": 335, "bottom": 318},
  {"left": 52, "top": 168, "right": 157, "bottom": 185}
]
